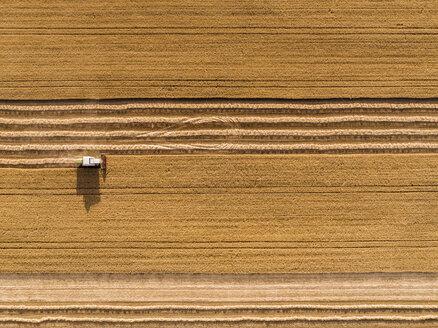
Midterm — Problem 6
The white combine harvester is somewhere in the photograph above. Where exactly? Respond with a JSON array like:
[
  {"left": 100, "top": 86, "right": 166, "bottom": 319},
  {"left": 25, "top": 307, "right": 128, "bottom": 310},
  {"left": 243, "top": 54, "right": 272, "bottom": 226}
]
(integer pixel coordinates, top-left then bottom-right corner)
[{"left": 76, "top": 154, "right": 107, "bottom": 169}]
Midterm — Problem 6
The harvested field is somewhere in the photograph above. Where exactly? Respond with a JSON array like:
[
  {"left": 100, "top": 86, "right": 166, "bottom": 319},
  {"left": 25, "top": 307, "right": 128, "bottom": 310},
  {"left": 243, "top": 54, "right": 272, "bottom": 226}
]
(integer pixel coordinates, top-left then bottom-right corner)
[
  {"left": 4, "top": 100, "right": 438, "bottom": 166},
  {"left": 3, "top": 0, "right": 438, "bottom": 326},
  {"left": 0, "top": 273, "right": 436, "bottom": 327}
]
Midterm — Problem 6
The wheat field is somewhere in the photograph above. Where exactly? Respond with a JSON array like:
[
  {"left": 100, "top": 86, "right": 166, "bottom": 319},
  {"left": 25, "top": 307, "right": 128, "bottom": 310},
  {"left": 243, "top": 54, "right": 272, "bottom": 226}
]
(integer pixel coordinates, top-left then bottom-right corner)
[{"left": 2, "top": 0, "right": 438, "bottom": 326}]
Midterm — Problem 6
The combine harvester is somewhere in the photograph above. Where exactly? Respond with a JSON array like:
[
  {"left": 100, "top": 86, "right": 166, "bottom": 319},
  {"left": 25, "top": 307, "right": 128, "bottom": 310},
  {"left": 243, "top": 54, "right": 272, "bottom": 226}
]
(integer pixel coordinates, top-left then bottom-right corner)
[{"left": 76, "top": 154, "right": 107, "bottom": 169}]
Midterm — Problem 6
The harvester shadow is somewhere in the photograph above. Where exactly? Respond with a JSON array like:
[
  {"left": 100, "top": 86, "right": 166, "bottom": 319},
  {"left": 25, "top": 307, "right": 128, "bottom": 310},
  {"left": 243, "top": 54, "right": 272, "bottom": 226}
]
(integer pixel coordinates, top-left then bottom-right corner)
[{"left": 76, "top": 168, "right": 101, "bottom": 212}]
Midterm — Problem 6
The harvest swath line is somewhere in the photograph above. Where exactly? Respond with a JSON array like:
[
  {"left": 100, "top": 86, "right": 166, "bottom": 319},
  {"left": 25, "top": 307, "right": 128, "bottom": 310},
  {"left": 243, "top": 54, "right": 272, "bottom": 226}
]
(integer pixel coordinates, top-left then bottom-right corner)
[
  {"left": 2, "top": 128, "right": 438, "bottom": 139},
  {"left": 3, "top": 100, "right": 438, "bottom": 111},
  {"left": 3, "top": 100, "right": 438, "bottom": 166},
  {"left": 2, "top": 304, "right": 438, "bottom": 310},
  {"left": 4, "top": 115, "right": 438, "bottom": 125},
  {"left": 1, "top": 315, "right": 437, "bottom": 323},
  {"left": 3, "top": 142, "right": 438, "bottom": 152}
]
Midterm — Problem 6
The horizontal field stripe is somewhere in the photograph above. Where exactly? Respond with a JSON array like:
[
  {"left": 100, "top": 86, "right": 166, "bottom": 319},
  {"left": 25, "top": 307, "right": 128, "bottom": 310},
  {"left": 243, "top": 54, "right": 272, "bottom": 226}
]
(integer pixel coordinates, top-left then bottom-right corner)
[
  {"left": 2, "top": 129, "right": 438, "bottom": 139},
  {"left": 4, "top": 100, "right": 438, "bottom": 164},
  {"left": 2, "top": 143, "right": 438, "bottom": 153},
  {"left": 1, "top": 304, "right": 438, "bottom": 311},
  {"left": 3, "top": 115, "right": 438, "bottom": 126},
  {"left": 2, "top": 101, "right": 438, "bottom": 111},
  {"left": 0, "top": 315, "right": 437, "bottom": 323},
  {"left": 1, "top": 273, "right": 435, "bottom": 301},
  {"left": 0, "top": 158, "right": 75, "bottom": 167}
]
